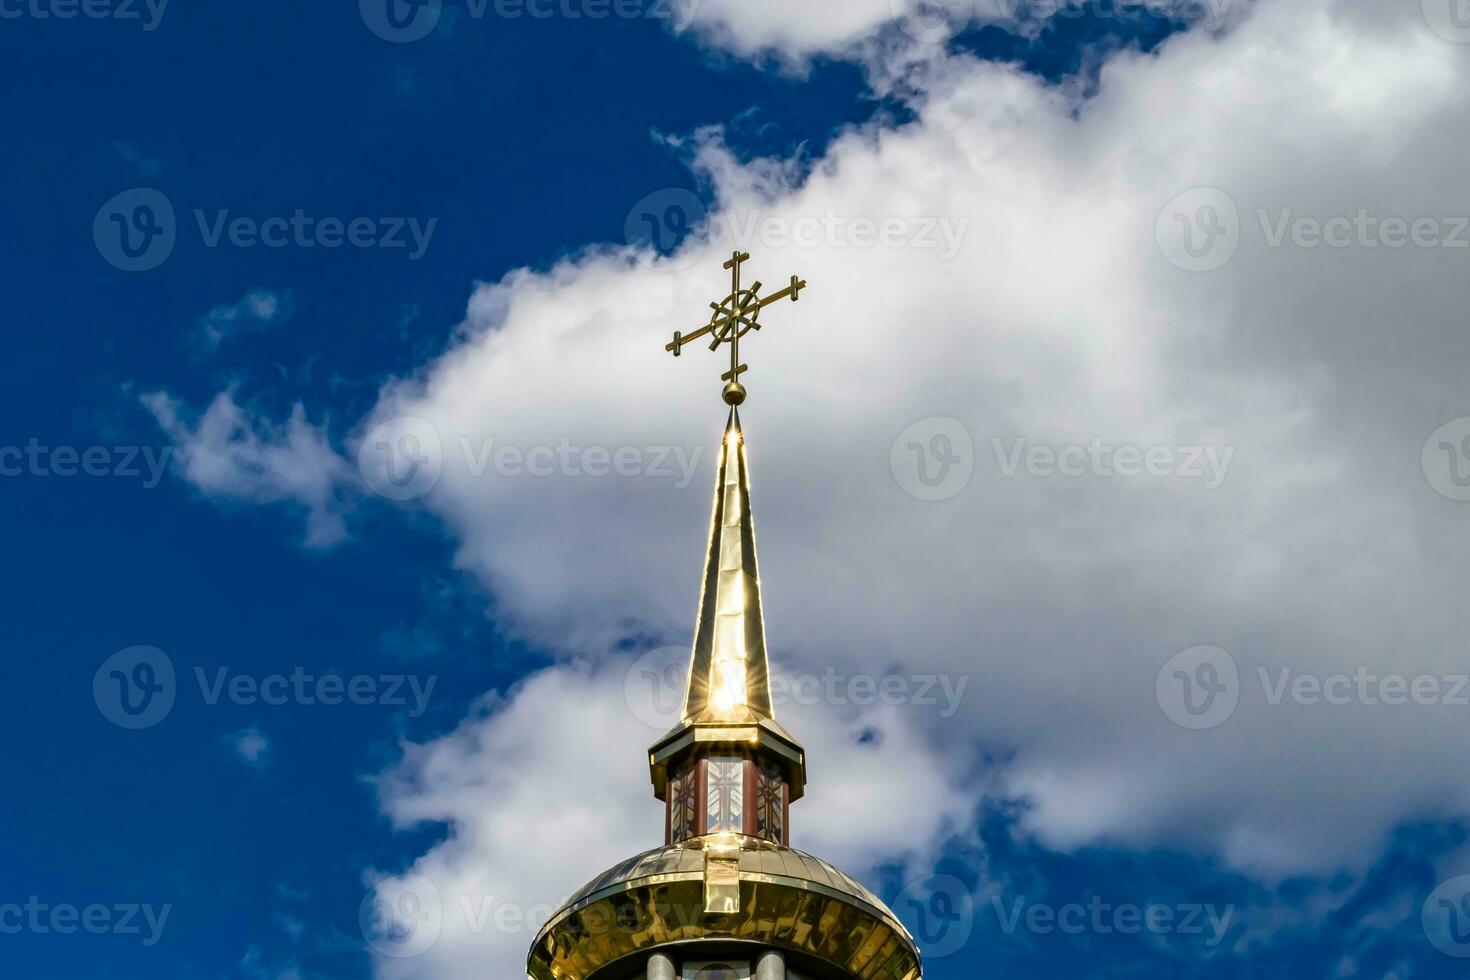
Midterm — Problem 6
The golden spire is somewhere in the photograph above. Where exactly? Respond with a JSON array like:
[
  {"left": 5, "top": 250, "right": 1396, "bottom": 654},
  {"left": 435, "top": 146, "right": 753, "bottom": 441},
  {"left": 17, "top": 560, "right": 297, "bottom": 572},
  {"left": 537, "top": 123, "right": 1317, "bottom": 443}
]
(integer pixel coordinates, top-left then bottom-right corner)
[
  {"left": 646, "top": 251, "right": 810, "bottom": 806},
  {"left": 526, "top": 253, "right": 922, "bottom": 980},
  {"left": 682, "top": 406, "right": 771, "bottom": 724},
  {"left": 664, "top": 250, "right": 807, "bottom": 721}
]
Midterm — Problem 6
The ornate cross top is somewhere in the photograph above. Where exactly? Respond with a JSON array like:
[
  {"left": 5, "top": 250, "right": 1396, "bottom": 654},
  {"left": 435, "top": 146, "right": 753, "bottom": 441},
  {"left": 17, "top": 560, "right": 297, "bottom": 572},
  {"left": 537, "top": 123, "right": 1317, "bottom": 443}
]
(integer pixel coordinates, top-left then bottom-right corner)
[{"left": 664, "top": 250, "right": 807, "bottom": 405}]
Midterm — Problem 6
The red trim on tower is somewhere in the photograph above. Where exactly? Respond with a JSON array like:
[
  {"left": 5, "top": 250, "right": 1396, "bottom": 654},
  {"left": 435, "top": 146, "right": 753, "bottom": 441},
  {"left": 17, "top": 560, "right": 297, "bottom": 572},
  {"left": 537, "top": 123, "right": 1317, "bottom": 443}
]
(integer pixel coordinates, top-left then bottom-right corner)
[
  {"left": 743, "top": 758, "right": 758, "bottom": 836},
  {"left": 781, "top": 781, "right": 790, "bottom": 846},
  {"left": 694, "top": 757, "right": 709, "bottom": 836}
]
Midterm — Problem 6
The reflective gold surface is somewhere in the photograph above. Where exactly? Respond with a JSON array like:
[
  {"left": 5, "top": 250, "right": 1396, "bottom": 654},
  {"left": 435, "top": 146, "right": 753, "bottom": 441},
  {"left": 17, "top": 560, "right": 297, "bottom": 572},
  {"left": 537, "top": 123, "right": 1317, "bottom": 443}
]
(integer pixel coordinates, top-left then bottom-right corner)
[
  {"left": 685, "top": 412, "right": 769, "bottom": 726},
  {"left": 703, "top": 834, "right": 743, "bottom": 913},
  {"left": 527, "top": 836, "right": 921, "bottom": 980},
  {"left": 648, "top": 408, "right": 807, "bottom": 802}
]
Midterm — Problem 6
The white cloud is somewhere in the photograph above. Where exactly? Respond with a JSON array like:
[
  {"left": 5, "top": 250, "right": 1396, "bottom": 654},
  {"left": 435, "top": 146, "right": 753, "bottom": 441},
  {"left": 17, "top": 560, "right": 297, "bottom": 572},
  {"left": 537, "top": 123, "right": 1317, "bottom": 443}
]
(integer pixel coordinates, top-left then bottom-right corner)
[
  {"left": 198, "top": 289, "right": 293, "bottom": 349},
  {"left": 228, "top": 724, "right": 273, "bottom": 768},
  {"left": 675, "top": 0, "right": 1251, "bottom": 62},
  {"left": 675, "top": 0, "right": 903, "bottom": 61},
  {"left": 355, "top": 0, "right": 1470, "bottom": 882},
  {"left": 143, "top": 389, "right": 351, "bottom": 547}
]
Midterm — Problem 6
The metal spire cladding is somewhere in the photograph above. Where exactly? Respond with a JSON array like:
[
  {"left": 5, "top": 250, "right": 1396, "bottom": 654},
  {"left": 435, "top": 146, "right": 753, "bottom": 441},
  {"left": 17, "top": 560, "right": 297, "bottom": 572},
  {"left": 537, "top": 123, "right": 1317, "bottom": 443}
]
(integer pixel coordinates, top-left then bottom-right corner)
[{"left": 683, "top": 408, "right": 772, "bottom": 724}]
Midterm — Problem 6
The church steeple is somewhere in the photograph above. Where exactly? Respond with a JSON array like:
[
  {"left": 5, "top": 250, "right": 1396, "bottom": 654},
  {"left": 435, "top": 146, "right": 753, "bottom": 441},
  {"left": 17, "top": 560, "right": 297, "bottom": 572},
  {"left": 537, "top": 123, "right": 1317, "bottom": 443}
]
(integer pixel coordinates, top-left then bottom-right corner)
[
  {"left": 526, "top": 253, "right": 921, "bottom": 980},
  {"left": 649, "top": 407, "right": 806, "bottom": 845},
  {"left": 683, "top": 408, "right": 772, "bottom": 725}
]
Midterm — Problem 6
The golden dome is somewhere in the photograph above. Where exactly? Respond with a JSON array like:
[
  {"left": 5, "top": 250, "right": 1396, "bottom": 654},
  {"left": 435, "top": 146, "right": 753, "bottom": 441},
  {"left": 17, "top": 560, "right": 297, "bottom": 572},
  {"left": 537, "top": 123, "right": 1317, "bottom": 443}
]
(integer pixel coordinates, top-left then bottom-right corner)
[{"left": 527, "top": 835, "right": 921, "bottom": 980}]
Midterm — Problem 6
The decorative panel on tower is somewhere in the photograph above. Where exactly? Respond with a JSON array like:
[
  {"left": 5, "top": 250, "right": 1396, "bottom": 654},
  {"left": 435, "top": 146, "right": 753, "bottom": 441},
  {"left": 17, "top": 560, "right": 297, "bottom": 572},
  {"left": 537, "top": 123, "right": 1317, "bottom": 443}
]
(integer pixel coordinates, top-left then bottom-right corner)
[
  {"left": 667, "top": 760, "right": 697, "bottom": 844},
  {"left": 754, "top": 759, "right": 788, "bottom": 844},
  {"left": 706, "top": 756, "right": 745, "bottom": 833}
]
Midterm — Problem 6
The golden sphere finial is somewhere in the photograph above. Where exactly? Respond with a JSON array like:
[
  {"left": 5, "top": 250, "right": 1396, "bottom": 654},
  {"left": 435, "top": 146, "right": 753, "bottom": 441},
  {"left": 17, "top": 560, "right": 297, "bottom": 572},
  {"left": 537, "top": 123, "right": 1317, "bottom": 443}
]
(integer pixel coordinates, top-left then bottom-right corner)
[{"left": 722, "top": 381, "right": 747, "bottom": 406}]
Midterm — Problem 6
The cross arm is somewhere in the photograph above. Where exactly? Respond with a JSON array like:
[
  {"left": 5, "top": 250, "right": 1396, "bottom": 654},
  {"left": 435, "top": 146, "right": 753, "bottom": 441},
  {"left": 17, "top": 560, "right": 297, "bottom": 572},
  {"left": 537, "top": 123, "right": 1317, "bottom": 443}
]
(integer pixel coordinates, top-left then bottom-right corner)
[{"left": 665, "top": 275, "right": 808, "bottom": 355}]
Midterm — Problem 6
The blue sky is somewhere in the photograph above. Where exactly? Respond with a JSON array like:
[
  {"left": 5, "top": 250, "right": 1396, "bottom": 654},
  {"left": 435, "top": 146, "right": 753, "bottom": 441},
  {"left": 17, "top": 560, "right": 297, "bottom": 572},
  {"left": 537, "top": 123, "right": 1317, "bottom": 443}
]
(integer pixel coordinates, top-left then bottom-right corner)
[{"left": 7, "top": 1, "right": 1470, "bottom": 978}]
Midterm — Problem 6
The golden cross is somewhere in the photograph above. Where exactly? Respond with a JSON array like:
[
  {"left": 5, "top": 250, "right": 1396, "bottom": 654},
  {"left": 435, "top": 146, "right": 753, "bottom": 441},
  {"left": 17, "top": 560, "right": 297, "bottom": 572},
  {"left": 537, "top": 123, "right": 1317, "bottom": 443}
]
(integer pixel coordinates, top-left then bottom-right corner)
[{"left": 665, "top": 251, "right": 807, "bottom": 405}]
